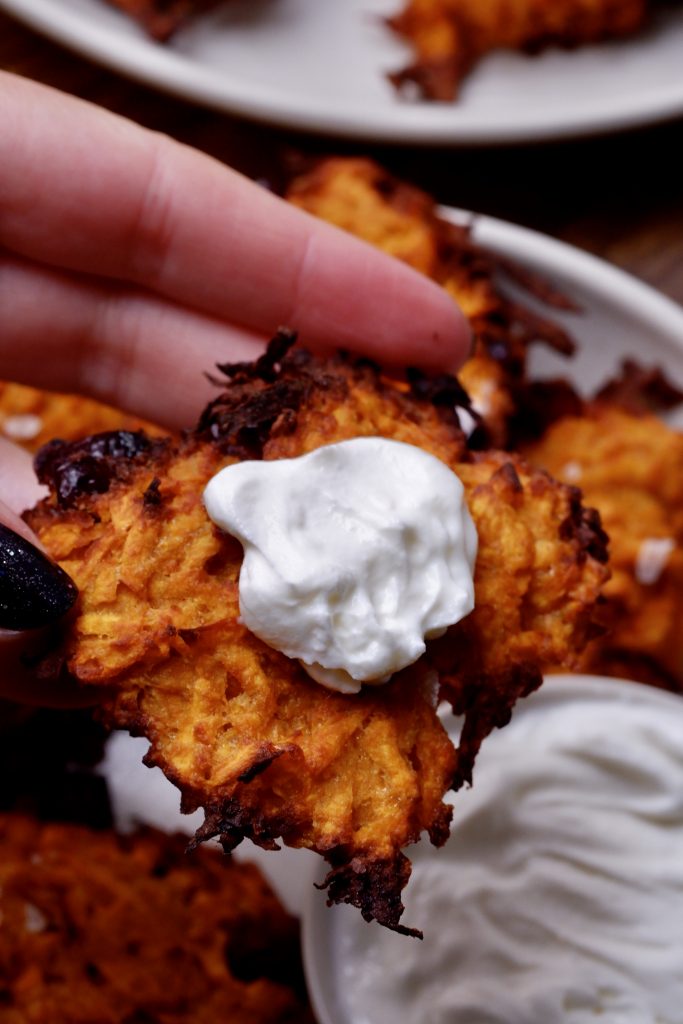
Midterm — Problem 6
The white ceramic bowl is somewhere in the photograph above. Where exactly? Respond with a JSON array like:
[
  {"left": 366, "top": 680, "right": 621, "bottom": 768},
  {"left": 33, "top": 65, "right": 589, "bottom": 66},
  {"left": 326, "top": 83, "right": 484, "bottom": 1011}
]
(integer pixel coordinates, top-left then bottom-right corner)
[{"left": 302, "top": 674, "right": 683, "bottom": 1024}]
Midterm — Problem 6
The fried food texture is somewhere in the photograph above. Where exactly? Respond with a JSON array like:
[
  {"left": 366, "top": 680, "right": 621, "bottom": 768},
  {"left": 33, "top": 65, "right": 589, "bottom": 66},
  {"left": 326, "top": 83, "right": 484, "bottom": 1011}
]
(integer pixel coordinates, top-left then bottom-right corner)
[
  {"left": 27, "top": 336, "right": 608, "bottom": 934},
  {"left": 0, "top": 814, "right": 309, "bottom": 1023},
  {"left": 525, "top": 403, "right": 683, "bottom": 691},
  {"left": 286, "top": 157, "right": 576, "bottom": 447},
  {"left": 0, "top": 381, "right": 162, "bottom": 454},
  {"left": 388, "top": 0, "right": 649, "bottom": 100}
]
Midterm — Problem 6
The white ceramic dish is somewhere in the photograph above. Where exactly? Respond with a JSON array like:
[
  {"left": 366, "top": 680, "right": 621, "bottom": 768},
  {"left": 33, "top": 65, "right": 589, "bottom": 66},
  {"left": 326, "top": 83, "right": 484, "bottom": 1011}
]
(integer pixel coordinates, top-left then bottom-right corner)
[
  {"left": 302, "top": 674, "right": 683, "bottom": 1024},
  {"left": 98, "top": 210, "right": 683, "bottom": 918},
  {"left": 3, "top": 0, "right": 683, "bottom": 143}
]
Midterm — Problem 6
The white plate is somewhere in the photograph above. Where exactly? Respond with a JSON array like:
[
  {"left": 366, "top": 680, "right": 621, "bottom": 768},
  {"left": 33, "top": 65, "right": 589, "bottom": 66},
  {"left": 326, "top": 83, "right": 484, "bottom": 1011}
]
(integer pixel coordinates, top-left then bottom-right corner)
[
  {"left": 302, "top": 674, "right": 683, "bottom": 1024},
  {"left": 3, "top": 0, "right": 683, "bottom": 143},
  {"left": 98, "top": 210, "right": 683, "bottom": 916}
]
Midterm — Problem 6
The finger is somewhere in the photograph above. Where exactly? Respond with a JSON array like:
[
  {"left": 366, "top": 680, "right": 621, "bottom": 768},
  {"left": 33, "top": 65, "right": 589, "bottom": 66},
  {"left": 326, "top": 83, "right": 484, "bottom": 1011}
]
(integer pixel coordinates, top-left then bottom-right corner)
[
  {"left": 0, "top": 628, "right": 98, "bottom": 708},
  {"left": 0, "top": 255, "right": 265, "bottom": 430},
  {"left": 0, "top": 516, "right": 77, "bottom": 630},
  {"left": 0, "top": 72, "right": 470, "bottom": 371},
  {"left": 0, "top": 438, "right": 48, "bottom": 519},
  {"left": 0, "top": 515, "right": 86, "bottom": 706},
  {"left": 0, "top": 496, "right": 40, "bottom": 547},
  {"left": 0, "top": 468, "right": 89, "bottom": 705}
]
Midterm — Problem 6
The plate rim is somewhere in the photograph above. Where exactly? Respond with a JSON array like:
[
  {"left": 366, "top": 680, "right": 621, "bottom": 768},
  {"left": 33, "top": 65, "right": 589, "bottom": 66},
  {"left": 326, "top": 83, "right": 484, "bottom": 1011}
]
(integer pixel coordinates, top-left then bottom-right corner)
[
  {"left": 447, "top": 205, "right": 683, "bottom": 342},
  {"left": 3, "top": 0, "right": 683, "bottom": 144}
]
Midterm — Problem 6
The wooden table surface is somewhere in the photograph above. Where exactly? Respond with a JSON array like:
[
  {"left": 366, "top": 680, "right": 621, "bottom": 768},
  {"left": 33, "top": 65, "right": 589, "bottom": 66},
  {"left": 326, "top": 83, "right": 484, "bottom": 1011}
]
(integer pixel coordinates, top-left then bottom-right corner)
[{"left": 2, "top": 9, "right": 683, "bottom": 307}]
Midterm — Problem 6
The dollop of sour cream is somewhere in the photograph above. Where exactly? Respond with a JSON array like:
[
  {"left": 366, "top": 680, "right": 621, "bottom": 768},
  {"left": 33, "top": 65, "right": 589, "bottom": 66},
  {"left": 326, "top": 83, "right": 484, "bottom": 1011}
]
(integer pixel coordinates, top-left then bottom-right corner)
[{"left": 203, "top": 437, "right": 477, "bottom": 693}]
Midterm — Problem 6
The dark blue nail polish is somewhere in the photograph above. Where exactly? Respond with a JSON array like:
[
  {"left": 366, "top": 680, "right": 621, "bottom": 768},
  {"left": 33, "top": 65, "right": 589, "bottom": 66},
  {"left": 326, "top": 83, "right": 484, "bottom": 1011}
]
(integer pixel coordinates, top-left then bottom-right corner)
[{"left": 0, "top": 524, "right": 78, "bottom": 631}]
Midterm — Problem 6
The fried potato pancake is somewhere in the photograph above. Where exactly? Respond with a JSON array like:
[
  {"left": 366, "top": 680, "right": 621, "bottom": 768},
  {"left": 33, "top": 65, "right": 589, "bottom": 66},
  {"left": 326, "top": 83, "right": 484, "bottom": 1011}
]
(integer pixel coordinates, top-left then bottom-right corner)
[
  {"left": 525, "top": 404, "right": 683, "bottom": 691},
  {"left": 27, "top": 338, "right": 608, "bottom": 933},
  {"left": 388, "top": 0, "right": 649, "bottom": 100},
  {"left": 0, "top": 814, "right": 309, "bottom": 1023},
  {"left": 0, "top": 382, "right": 162, "bottom": 454},
  {"left": 286, "top": 157, "right": 575, "bottom": 447}
]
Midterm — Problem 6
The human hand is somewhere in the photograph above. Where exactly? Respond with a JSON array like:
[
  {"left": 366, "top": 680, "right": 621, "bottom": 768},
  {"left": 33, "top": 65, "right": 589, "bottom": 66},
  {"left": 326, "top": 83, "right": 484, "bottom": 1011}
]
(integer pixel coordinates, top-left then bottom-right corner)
[{"left": 0, "top": 71, "right": 470, "bottom": 704}]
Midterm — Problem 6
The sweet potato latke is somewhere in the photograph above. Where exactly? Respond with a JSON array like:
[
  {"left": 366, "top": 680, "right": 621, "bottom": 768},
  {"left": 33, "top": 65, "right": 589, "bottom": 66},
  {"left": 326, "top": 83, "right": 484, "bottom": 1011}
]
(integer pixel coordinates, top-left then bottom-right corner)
[
  {"left": 0, "top": 382, "right": 162, "bottom": 454},
  {"left": 522, "top": 373, "right": 683, "bottom": 692},
  {"left": 286, "top": 157, "right": 576, "bottom": 448},
  {"left": 27, "top": 335, "right": 607, "bottom": 934},
  {"left": 0, "top": 814, "right": 309, "bottom": 1023},
  {"left": 388, "top": 0, "right": 649, "bottom": 100}
]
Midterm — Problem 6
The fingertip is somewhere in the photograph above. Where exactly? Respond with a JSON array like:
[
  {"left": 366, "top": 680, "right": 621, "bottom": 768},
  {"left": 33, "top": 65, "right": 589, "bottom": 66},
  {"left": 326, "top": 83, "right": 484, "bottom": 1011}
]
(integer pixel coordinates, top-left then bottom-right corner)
[
  {"left": 0, "top": 439, "right": 48, "bottom": 530},
  {"left": 367, "top": 262, "right": 474, "bottom": 373},
  {"left": 351, "top": 238, "right": 473, "bottom": 373},
  {"left": 287, "top": 218, "right": 473, "bottom": 374},
  {"left": 408, "top": 280, "right": 473, "bottom": 373},
  {"left": 0, "top": 522, "right": 78, "bottom": 632},
  {"left": 0, "top": 623, "right": 96, "bottom": 708}
]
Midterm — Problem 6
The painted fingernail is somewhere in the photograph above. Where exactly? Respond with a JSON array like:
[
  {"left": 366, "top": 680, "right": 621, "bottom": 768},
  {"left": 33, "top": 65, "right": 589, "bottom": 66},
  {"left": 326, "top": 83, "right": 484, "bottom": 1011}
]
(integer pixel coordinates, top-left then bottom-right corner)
[{"left": 0, "top": 524, "right": 78, "bottom": 631}]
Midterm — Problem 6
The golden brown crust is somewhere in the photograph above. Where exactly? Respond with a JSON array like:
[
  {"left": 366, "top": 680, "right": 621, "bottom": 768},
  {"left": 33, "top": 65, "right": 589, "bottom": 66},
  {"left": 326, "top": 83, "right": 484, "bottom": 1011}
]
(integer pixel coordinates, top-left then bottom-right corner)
[
  {"left": 0, "top": 381, "right": 163, "bottom": 454},
  {"left": 27, "top": 338, "right": 608, "bottom": 932},
  {"left": 524, "top": 404, "right": 683, "bottom": 690},
  {"left": 387, "top": 0, "right": 649, "bottom": 101},
  {"left": 0, "top": 814, "right": 310, "bottom": 1023}
]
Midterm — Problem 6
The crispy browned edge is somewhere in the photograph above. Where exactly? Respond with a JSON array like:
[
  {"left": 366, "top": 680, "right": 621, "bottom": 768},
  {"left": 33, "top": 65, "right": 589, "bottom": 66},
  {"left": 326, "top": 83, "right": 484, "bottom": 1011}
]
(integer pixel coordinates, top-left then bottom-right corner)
[{"left": 29, "top": 331, "right": 609, "bottom": 934}]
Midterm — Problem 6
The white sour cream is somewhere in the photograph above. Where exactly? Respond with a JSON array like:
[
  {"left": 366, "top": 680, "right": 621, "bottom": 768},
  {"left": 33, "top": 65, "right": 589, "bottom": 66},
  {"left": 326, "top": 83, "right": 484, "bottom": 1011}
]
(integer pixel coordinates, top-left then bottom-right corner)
[
  {"left": 203, "top": 437, "right": 477, "bottom": 693},
  {"left": 322, "top": 677, "right": 683, "bottom": 1024}
]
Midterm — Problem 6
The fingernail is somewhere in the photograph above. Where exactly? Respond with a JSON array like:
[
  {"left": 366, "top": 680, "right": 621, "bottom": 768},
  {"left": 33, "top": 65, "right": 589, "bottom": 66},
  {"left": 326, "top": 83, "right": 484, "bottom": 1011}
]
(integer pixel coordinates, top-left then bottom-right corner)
[{"left": 0, "top": 524, "right": 78, "bottom": 631}]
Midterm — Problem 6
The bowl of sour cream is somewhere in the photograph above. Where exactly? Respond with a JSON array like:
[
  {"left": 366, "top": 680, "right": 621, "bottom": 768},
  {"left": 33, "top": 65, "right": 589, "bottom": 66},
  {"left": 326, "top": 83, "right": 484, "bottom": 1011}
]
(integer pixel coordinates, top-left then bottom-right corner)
[{"left": 302, "top": 674, "right": 683, "bottom": 1024}]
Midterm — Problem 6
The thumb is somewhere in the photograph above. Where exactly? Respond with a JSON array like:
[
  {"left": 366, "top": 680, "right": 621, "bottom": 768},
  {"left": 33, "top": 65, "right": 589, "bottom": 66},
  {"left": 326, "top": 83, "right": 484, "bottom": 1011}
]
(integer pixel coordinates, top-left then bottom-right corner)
[{"left": 0, "top": 435, "right": 48, "bottom": 524}]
